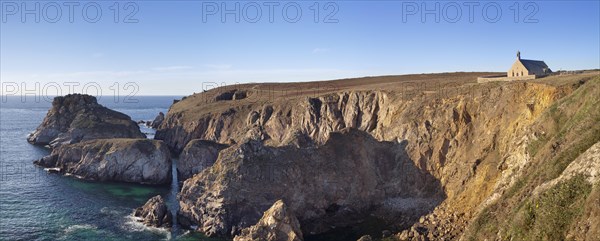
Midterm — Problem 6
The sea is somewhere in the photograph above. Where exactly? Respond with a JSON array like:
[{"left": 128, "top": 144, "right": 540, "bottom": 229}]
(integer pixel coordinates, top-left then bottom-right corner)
[{"left": 0, "top": 96, "right": 223, "bottom": 241}]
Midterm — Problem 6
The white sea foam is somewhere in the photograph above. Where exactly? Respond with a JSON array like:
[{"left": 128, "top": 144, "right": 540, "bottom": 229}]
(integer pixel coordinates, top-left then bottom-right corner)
[
  {"left": 64, "top": 173, "right": 85, "bottom": 179},
  {"left": 122, "top": 214, "right": 170, "bottom": 238},
  {"left": 100, "top": 206, "right": 123, "bottom": 216},
  {"left": 63, "top": 224, "right": 97, "bottom": 234},
  {"left": 58, "top": 224, "right": 101, "bottom": 241},
  {"left": 44, "top": 167, "right": 61, "bottom": 173}
]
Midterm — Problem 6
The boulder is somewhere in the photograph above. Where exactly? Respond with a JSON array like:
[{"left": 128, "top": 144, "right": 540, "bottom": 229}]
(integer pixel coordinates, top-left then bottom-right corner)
[
  {"left": 356, "top": 235, "right": 373, "bottom": 241},
  {"left": 233, "top": 200, "right": 303, "bottom": 241},
  {"left": 134, "top": 195, "right": 172, "bottom": 228},
  {"left": 34, "top": 139, "right": 172, "bottom": 184},
  {"left": 397, "top": 230, "right": 410, "bottom": 240},
  {"left": 215, "top": 89, "right": 247, "bottom": 101},
  {"left": 27, "top": 94, "right": 145, "bottom": 148},
  {"left": 177, "top": 139, "right": 228, "bottom": 181}
]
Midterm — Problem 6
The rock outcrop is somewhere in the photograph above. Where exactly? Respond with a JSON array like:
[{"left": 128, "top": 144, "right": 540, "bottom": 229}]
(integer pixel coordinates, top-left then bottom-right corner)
[
  {"left": 134, "top": 195, "right": 172, "bottom": 228},
  {"left": 34, "top": 139, "right": 172, "bottom": 184},
  {"left": 534, "top": 141, "right": 600, "bottom": 195},
  {"left": 177, "top": 139, "right": 228, "bottom": 181},
  {"left": 233, "top": 200, "right": 303, "bottom": 241},
  {"left": 27, "top": 94, "right": 145, "bottom": 148},
  {"left": 178, "top": 128, "right": 442, "bottom": 237},
  {"left": 150, "top": 112, "right": 165, "bottom": 129}
]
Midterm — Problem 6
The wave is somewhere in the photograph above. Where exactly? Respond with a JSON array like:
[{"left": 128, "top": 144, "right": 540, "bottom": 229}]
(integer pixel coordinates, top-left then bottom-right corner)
[
  {"left": 58, "top": 224, "right": 105, "bottom": 241},
  {"left": 122, "top": 214, "right": 171, "bottom": 239},
  {"left": 64, "top": 173, "right": 85, "bottom": 180},
  {"left": 63, "top": 224, "right": 97, "bottom": 234},
  {"left": 100, "top": 206, "right": 124, "bottom": 216}
]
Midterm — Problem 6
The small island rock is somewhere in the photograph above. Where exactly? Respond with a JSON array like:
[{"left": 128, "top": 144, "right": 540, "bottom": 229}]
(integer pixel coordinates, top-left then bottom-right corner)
[
  {"left": 27, "top": 94, "right": 145, "bottom": 148},
  {"left": 134, "top": 195, "right": 172, "bottom": 228}
]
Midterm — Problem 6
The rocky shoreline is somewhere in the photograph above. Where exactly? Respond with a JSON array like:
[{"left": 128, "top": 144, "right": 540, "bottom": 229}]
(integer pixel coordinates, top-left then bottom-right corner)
[{"left": 28, "top": 73, "right": 600, "bottom": 240}]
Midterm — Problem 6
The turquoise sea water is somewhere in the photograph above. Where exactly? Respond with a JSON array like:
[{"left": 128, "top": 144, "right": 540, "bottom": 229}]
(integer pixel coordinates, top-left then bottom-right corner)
[{"left": 0, "top": 96, "right": 222, "bottom": 241}]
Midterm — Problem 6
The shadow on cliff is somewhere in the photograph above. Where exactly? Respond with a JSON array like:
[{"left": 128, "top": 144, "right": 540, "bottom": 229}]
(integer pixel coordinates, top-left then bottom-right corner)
[
  {"left": 177, "top": 127, "right": 446, "bottom": 240},
  {"left": 301, "top": 130, "right": 447, "bottom": 241}
]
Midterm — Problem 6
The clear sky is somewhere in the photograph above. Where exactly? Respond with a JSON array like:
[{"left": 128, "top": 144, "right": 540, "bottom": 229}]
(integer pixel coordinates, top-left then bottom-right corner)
[{"left": 1, "top": 1, "right": 599, "bottom": 95}]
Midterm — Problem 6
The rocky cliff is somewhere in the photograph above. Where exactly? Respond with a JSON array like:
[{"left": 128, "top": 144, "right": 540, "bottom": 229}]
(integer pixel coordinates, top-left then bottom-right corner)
[
  {"left": 34, "top": 139, "right": 172, "bottom": 184},
  {"left": 156, "top": 72, "right": 600, "bottom": 240},
  {"left": 27, "top": 94, "right": 145, "bottom": 148}
]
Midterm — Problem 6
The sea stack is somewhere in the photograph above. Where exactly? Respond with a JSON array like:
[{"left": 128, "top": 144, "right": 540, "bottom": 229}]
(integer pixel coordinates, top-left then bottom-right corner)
[{"left": 27, "top": 94, "right": 146, "bottom": 148}]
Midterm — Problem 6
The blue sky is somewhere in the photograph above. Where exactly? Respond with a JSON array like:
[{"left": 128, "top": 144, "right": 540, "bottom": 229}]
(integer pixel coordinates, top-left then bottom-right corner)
[{"left": 1, "top": 1, "right": 599, "bottom": 95}]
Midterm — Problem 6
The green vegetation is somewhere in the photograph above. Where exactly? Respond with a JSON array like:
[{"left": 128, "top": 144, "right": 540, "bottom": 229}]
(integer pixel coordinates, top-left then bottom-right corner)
[
  {"left": 508, "top": 175, "right": 591, "bottom": 240},
  {"left": 538, "top": 77, "right": 600, "bottom": 181},
  {"left": 466, "top": 206, "right": 498, "bottom": 241},
  {"left": 526, "top": 135, "right": 548, "bottom": 160},
  {"left": 464, "top": 76, "right": 600, "bottom": 241},
  {"left": 466, "top": 175, "right": 592, "bottom": 241},
  {"left": 503, "top": 177, "right": 527, "bottom": 199}
]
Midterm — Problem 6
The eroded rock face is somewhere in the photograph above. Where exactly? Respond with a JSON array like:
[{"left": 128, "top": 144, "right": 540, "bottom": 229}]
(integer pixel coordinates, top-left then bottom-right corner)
[
  {"left": 233, "top": 200, "right": 303, "bottom": 241},
  {"left": 177, "top": 139, "right": 228, "bottom": 181},
  {"left": 34, "top": 139, "right": 172, "bottom": 184},
  {"left": 178, "top": 128, "right": 443, "bottom": 237},
  {"left": 156, "top": 91, "right": 387, "bottom": 153},
  {"left": 134, "top": 195, "right": 172, "bottom": 228},
  {"left": 27, "top": 94, "right": 145, "bottom": 148},
  {"left": 150, "top": 112, "right": 165, "bottom": 129}
]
